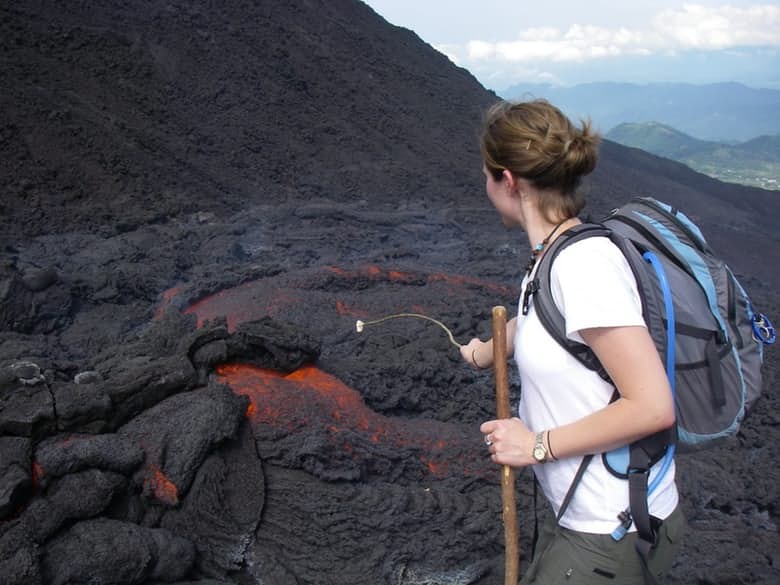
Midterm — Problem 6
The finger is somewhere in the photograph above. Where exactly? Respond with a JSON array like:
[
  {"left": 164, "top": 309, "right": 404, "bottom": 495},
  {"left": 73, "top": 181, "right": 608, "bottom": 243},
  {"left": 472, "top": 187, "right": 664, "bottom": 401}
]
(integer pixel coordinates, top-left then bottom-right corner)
[{"left": 479, "top": 420, "right": 498, "bottom": 434}]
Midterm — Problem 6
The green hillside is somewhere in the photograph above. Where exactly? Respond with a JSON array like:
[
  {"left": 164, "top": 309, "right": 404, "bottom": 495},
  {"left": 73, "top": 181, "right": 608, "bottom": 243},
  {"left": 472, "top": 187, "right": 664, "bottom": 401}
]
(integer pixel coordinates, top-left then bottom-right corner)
[{"left": 606, "top": 122, "right": 780, "bottom": 191}]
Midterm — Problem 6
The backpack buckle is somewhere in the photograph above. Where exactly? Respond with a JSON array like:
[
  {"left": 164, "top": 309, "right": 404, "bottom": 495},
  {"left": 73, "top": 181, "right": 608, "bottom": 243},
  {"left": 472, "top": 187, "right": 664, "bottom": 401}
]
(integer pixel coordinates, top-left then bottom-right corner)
[
  {"left": 752, "top": 313, "right": 776, "bottom": 345},
  {"left": 522, "top": 279, "right": 539, "bottom": 316},
  {"left": 611, "top": 509, "right": 633, "bottom": 541}
]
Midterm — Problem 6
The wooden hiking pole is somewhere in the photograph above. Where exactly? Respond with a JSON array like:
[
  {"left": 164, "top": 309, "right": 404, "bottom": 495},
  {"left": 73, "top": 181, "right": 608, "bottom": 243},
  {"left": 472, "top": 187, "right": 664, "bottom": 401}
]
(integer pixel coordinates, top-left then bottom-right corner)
[{"left": 492, "top": 305, "right": 519, "bottom": 585}]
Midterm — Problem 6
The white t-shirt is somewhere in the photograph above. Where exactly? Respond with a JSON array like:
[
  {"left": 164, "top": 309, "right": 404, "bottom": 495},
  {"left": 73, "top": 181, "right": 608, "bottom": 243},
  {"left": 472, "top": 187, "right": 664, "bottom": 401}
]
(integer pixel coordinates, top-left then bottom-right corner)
[{"left": 515, "top": 236, "right": 679, "bottom": 534}]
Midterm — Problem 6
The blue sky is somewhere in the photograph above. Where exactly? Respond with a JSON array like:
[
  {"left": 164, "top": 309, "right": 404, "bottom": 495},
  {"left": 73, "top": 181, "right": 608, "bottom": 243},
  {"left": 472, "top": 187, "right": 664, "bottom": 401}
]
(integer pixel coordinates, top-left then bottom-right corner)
[{"left": 361, "top": 1, "right": 780, "bottom": 91}]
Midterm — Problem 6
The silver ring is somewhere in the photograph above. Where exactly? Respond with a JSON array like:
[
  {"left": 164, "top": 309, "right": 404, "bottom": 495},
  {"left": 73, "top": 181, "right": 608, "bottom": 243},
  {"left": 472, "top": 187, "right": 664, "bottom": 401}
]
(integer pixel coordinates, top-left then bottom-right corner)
[{"left": 484, "top": 435, "right": 492, "bottom": 446}]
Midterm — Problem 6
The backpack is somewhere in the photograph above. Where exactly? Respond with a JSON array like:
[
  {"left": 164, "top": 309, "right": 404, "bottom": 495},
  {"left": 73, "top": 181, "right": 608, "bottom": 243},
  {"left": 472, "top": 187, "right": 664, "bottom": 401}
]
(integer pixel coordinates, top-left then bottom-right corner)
[{"left": 525, "top": 196, "right": 776, "bottom": 584}]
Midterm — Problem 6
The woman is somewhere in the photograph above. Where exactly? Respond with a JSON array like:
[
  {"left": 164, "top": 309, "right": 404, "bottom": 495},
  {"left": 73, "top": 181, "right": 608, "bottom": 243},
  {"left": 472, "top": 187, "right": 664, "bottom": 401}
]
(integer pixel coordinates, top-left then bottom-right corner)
[{"left": 461, "top": 99, "right": 683, "bottom": 584}]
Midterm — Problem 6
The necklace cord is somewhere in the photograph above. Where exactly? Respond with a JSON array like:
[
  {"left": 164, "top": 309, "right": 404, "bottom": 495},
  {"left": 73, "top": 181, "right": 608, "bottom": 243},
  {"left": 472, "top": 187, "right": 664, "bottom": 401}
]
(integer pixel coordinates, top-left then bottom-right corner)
[
  {"left": 536, "top": 218, "right": 570, "bottom": 255},
  {"left": 526, "top": 218, "right": 571, "bottom": 276}
]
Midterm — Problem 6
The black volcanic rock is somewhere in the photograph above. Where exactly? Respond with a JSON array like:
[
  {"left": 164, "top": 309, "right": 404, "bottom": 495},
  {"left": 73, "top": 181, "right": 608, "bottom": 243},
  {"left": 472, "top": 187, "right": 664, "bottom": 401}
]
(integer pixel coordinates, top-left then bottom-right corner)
[
  {"left": 158, "top": 423, "right": 264, "bottom": 578},
  {"left": 0, "top": 1, "right": 778, "bottom": 584},
  {"left": 0, "top": 436, "right": 32, "bottom": 517},
  {"left": 41, "top": 517, "right": 196, "bottom": 585},
  {"left": 0, "top": 0, "right": 493, "bottom": 239},
  {"left": 0, "top": 377, "right": 56, "bottom": 438},
  {"left": 117, "top": 382, "right": 248, "bottom": 504},
  {"left": 34, "top": 433, "right": 143, "bottom": 483},
  {"left": 24, "top": 469, "right": 128, "bottom": 544}
]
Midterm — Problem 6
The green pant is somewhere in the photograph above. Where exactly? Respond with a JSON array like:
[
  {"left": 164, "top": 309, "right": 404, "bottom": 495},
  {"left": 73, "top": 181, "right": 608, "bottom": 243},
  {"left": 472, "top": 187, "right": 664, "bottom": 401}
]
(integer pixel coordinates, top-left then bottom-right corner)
[{"left": 521, "top": 505, "right": 684, "bottom": 584}]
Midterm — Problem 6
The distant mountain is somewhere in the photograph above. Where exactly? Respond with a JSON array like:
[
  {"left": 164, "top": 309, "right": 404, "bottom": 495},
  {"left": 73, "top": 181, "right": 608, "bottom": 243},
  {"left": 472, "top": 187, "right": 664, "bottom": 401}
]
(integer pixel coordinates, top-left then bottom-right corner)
[
  {"left": 606, "top": 122, "right": 711, "bottom": 157},
  {"left": 500, "top": 82, "right": 780, "bottom": 143},
  {"left": 606, "top": 122, "right": 780, "bottom": 191}
]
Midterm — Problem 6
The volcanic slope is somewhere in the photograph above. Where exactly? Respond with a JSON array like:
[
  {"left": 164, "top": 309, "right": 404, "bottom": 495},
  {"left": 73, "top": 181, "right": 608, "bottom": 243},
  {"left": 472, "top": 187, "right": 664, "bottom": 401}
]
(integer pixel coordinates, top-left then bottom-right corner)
[{"left": 1, "top": 1, "right": 778, "bottom": 585}]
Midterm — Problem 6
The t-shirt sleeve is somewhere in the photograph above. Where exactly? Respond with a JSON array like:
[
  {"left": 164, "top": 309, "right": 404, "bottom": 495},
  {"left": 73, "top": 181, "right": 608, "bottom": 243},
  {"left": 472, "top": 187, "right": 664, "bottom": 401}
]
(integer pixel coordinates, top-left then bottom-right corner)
[{"left": 550, "top": 237, "right": 645, "bottom": 341}]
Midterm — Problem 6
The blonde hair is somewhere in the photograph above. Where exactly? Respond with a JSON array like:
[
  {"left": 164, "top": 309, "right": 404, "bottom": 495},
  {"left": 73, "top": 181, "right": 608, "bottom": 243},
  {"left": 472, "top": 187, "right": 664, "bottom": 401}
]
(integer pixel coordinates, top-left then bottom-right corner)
[{"left": 480, "top": 99, "right": 600, "bottom": 222}]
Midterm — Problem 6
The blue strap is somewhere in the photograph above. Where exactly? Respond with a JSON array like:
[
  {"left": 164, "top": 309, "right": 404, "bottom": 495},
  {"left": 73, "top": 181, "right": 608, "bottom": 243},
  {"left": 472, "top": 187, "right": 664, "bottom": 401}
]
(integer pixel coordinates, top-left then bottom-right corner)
[
  {"left": 611, "top": 251, "right": 677, "bottom": 543},
  {"left": 643, "top": 251, "right": 677, "bottom": 495}
]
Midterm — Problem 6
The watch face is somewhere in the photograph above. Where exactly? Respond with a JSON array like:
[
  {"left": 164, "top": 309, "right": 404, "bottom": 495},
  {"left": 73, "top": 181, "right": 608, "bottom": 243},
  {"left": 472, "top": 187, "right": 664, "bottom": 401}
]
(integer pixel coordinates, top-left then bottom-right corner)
[{"left": 534, "top": 433, "right": 547, "bottom": 462}]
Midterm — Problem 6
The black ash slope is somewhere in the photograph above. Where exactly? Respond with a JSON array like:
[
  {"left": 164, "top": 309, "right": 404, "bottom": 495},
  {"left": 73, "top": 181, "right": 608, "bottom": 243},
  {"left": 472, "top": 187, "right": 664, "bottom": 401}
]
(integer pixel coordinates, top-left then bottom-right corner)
[{"left": 1, "top": 1, "right": 778, "bottom": 584}]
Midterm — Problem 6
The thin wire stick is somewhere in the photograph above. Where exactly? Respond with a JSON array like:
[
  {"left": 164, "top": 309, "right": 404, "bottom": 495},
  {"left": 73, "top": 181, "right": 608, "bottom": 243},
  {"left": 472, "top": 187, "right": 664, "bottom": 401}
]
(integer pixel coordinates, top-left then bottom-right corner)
[{"left": 356, "top": 313, "right": 462, "bottom": 348}]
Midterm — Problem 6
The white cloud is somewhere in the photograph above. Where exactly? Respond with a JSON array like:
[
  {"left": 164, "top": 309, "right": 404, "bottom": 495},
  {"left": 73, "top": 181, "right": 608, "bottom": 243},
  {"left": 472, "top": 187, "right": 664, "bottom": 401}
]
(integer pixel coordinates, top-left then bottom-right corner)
[
  {"left": 520, "top": 27, "right": 561, "bottom": 42},
  {"left": 453, "top": 4, "right": 780, "bottom": 65},
  {"left": 363, "top": 0, "right": 780, "bottom": 89},
  {"left": 655, "top": 4, "right": 780, "bottom": 49},
  {"left": 466, "top": 40, "right": 495, "bottom": 60}
]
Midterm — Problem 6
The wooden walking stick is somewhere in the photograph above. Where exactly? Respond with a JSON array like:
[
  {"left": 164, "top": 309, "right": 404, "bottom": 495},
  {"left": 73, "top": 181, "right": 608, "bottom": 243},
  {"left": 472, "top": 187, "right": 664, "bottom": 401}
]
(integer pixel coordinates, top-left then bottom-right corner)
[{"left": 492, "top": 305, "right": 519, "bottom": 585}]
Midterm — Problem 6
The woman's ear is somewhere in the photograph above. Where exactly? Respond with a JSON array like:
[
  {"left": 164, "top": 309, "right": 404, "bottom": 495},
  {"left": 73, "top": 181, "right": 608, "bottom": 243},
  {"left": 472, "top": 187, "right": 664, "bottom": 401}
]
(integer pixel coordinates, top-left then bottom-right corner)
[
  {"left": 502, "top": 169, "right": 518, "bottom": 193},
  {"left": 503, "top": 170, "right": 532, "bottom": 201},
  {"left": 512, "top": 176, "right": 537, "bottom": 202}
]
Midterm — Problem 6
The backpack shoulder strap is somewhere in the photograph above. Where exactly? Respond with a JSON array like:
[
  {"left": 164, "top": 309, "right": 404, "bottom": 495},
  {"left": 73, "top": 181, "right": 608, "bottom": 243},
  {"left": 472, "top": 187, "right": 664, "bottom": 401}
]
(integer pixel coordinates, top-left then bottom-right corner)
[{"left": 530, "top": 222, "right": 612, "bottom": 378}]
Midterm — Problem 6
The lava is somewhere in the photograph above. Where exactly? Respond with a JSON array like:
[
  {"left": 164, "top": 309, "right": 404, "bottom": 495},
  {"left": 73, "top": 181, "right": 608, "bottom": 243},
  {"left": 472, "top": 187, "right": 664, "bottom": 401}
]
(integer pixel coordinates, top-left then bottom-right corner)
[
  {"left": 325, "top": 264, "right": 514, "bottom": 295},
  {"left": 172, "top": 265, "right": 505, "bottom": 481},
  {"left": 155, "top": 284, "right": 185, "bottom": 320},
  {"left": 144, "top": 465, "right": 179, "bottom": 506},
  {"left": 216, "top": 363, "right": 491, "bottom": 479},
  {"left": 182, "top": 282, "right": 304, "bottom": 331},
  {"left": 159, "top": 264, "right": 517, "bottom": 332}
]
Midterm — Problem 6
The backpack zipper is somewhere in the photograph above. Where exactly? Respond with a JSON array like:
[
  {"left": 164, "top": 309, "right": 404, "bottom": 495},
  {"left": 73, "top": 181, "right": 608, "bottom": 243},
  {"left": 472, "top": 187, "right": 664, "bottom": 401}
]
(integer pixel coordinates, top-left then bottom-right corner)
[{"left": 727, "top": 269, "right": 744, "bottom": 349}]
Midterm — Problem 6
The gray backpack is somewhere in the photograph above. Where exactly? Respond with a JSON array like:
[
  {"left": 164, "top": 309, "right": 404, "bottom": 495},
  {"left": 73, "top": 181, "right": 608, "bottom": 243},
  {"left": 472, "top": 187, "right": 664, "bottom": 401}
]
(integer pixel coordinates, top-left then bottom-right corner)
[{"left": 524, "top": 197, "right": 775, "bottom": 584}]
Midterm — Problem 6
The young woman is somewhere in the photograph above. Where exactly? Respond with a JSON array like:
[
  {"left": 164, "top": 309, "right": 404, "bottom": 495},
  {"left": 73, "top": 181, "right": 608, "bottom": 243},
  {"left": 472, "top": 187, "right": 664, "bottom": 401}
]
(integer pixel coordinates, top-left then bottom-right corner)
[{"left": 461, "top": 99, "right": 683, "bottom": 584}]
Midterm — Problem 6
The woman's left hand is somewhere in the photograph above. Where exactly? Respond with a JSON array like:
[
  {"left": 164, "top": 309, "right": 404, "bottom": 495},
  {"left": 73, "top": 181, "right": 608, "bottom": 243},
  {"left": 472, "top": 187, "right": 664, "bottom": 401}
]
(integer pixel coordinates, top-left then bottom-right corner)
[{"left": 480, "top": 417, "right": 536, "bottom": 467}]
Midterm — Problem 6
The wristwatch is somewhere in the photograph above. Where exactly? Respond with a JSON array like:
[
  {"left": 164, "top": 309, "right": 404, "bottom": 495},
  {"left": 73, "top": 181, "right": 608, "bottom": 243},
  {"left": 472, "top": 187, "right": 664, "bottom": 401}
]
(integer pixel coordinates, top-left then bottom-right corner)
[{"left": 532, "top": 432, "right": 549, "bottom": 464}]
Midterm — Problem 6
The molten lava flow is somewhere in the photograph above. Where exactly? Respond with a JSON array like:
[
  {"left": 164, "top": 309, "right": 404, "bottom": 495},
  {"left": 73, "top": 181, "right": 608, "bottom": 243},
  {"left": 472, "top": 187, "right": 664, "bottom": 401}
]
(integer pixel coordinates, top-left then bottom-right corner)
[
  {"left": 216, "top": 364, "right": 489, "bottom": 479},
  {"left": 159, "top": 264, "right": 516, "bottom": 333},
  {"left": 182, "top": 282, "right": 306, "bottom": 331},
  {"left": 161, "top": 265, "right": 503, "bottom": 480},
  {"left": 155, "top": 284, "right": 185, "bottom": 320},
  {"left": 325, "top": 264, "right": 513, "bottom": 295},
  {"left": 334, "top": 299, "right": 368, "bottom": 318},
  {"left": 218, "top": 364, "right": 380, "bottom": 435},
  {"left": 144, "top": 464, "right": 179, "bottom": 505}
]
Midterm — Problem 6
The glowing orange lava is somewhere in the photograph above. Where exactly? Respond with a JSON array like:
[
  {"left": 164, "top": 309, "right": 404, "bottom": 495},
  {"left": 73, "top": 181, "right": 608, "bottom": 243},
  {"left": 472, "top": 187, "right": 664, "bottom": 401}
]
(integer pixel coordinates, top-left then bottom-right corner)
[
  {"left": 216, "top": 364, "right": 375, "bottom": 433},
  {"left": 153, "top": 265, "right": 505, "bottom": 481},
  {"left": 216, "top": 363, "right": 490, "bottom": 479},
  {"left": 335, "top": 299, "right": 368, "bottom": 318},
  {"left": 181, "top": 282, "right": 304, "bottom": 331},
  {"left": 324, "top": 264, "right": 513, "bottom": 295},
  {"left": 156, "top": 264, "right": 515, "bottom": 334},
  {"left": 154, "top": 284, "right": 185, "bottom": 320},
  {"left": 144, "top": 465, "right": 179, "bottom": 505}
]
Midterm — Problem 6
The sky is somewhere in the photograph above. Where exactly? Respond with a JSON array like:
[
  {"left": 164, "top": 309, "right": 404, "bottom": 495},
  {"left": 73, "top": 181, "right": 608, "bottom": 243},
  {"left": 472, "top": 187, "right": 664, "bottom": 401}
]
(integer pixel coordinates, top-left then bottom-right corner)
[{"left": 360, "top": 1, "right": 780, "bottom": 91}]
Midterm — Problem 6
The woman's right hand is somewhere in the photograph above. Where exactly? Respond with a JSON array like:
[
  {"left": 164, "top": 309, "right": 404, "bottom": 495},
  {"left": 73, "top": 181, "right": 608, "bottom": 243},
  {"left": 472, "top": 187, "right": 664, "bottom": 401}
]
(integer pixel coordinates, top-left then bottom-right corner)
[{"left": 461, "top": 338, "right": 492, "bottom": 370}]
